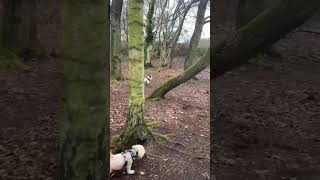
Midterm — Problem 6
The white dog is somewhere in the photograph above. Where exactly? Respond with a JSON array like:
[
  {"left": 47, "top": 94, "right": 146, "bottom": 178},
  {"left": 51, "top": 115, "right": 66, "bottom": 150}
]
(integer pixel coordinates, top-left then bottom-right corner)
[
  {"left": 110, "top": 144, "right": 146, "bottom": 175},
  {"left": 144, "top": 74, "right": 152, "bottom": 85}
]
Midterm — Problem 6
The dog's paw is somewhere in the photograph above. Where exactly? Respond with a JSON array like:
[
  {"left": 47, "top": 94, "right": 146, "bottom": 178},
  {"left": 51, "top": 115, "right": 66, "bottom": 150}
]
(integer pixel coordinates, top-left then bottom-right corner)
[{"left": 127, "top": 170, "right": 135, "bottom": 174}]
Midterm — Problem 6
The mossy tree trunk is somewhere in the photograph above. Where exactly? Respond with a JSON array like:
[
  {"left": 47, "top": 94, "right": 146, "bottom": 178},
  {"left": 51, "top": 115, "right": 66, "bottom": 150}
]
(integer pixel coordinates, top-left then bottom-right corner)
[
  {"left": 149, "top": 49, "right": 210, "bottom": 99},
  {"left": 236, "top": 0, "right": 281, "bottom": 57},
  {"left": 59, "top": 0, "right": 110, "bottom": 180},
  {"left": 111, "top": 0, "right": 123, "bottom": 81},
  {"left": 144, "top": 0, "right": 156, "bottom": 68},
  {"left": 184, "top": 0, "right": 208, "bottom": 70},
  {"left": 118, "top": 0, "right": 148, "bottom": 151},
  {"left": 2, "top": 0, "right": 37, "bottom": 54},
  {"left": 212, "top": 0, "right": 320, "bottom": 78}
]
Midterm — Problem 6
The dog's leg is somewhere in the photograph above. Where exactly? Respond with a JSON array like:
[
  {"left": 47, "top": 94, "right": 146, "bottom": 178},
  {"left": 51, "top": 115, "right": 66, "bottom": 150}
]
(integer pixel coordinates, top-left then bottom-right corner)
[{"left": 126, "top": 158, "right": 135, "bottom": 174}]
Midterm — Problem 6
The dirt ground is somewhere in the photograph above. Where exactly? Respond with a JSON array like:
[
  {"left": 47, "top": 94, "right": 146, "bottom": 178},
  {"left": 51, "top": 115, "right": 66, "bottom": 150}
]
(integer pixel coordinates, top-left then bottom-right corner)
[
  {"left": 0, "top": 53, "right": 210, "bottom": 179},
  {"left": 110, "top": 57, "right": 210, "bottom": 179},
  {"left": 212, "top": 31, "right": 320, "bottom": 180},
  {"left": 0, "top": 58, "right": 61, "bottom": 180}
]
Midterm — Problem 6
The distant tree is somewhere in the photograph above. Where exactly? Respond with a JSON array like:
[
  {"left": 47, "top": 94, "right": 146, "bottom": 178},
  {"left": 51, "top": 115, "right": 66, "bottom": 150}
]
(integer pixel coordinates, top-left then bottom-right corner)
[
  {"left": 117, "top": 0, "right": 148, "bottom": 151},
  {"left": 168, "top": 0, "right": 200, "bottom": 68},
  {"left": 144, "top": 0, "right": 156, "bottom": 68},
  {"left": 184, "top": 0, "right": 209, "bottom": 70},
  {"left": 2, "top": 0, "right": 37, "bottom": 54},
  {"left": 59, "top": 0, "right": 110, "bottom": 179},
  {"left": 158, "top": 0, "right": 169, "bottom": 67},
  {"left": 111, "top": 0, "right": 124, "bottom": 81}
]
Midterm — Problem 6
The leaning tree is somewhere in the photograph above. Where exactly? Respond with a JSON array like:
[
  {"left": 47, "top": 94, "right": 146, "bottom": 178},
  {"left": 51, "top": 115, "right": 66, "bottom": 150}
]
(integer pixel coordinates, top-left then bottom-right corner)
[{"left": 59, "top": 0, "right": 110, "bottom": 179}]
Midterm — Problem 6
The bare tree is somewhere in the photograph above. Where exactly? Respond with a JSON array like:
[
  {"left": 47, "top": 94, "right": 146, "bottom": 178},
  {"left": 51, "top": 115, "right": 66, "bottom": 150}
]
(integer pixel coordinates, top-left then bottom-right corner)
[{"left": 184, "top": 0, "right": 208, "bottom": 70}]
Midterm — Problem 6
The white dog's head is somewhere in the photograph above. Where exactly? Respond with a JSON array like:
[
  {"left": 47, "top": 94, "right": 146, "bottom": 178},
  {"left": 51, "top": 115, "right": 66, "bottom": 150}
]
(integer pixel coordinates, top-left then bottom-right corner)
[
  {"left": 131, "top": 144, "right": 145, "bottom": 159},
  {"left": 146, "top": 74, "right": 152, "bottom": 80}
]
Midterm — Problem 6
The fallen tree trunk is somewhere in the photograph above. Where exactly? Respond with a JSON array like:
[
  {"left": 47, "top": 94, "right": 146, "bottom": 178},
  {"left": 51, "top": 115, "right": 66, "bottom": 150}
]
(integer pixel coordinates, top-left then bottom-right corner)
[
  {"left": 212, "top": 0, "right": 320, "bottom": 78},
  {"left": 148, "top": 49, "right": 209, "bottom": 99}
]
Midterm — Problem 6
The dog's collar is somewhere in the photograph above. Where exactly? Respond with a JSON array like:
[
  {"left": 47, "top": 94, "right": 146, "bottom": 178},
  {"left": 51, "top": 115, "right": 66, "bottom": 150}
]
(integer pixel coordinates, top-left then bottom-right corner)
[{"left": 121, "top": 149, "right": 139, "bottom": 161}]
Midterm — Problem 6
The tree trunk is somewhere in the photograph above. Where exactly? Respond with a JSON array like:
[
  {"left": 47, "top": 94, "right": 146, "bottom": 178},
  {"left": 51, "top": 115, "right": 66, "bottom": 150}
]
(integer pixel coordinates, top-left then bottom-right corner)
[
  {"left": 160, "top": 32, "right": 169, "bottom": 67},
  {"left": 144, "top": 0, "right": 156, "bottom": 68},
  {"left": 149, "top": 49, "right": 209, "bottom": 99},
  {"left": 168, "top": 0, "right": 197, "bottom": 68},
  {"left": 184, "top": 0, "right": 208, "bottom": 70},
  {"left": 236, "top": 0, "right": 282, "bottom": 57},
  {"left": 111, "top": 0, "right": 123, "bottom": 81},
  {"left": 118, "top": 0, "right": 148, "bottom": 151},
  {"left": 145, "top": 45, "right": 153, "bottom": 67},
  {"left": 59, "top": 0, "right": 110, "bottom": 180},
  {"left": 212, "top": 0, "right": 320, "bottom": 78},
  {"left": 2, "top": 0, "right": 37, "bottom": 54}
]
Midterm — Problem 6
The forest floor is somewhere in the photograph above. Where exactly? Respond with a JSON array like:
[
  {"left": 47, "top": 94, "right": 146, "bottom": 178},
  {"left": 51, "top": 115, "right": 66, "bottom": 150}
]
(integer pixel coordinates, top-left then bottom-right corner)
[
  {"left": 212, "top": 30, "right": 320, "bottom": 180},
  {"left": 0, "top": 54, "right": 210, "bottom": 179},
  {"left": 110, "top": 57, "right": 210, "bottom": 180}
]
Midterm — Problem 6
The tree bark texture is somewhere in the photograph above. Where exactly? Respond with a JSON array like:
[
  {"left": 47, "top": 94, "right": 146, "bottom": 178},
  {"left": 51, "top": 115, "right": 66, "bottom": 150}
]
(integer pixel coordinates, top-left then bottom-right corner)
[{"left": 59, "top": 0, "right": 110, "bottom": 179}]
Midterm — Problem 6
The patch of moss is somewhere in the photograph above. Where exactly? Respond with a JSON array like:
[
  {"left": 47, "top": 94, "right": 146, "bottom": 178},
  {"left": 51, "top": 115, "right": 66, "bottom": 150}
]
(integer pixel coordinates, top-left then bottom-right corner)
[
  {"left": 249, "top": 53, "right": 273, "bottom": 69},
  {"left": 0, "top": 48, "right": 30, "bottom": 71}
]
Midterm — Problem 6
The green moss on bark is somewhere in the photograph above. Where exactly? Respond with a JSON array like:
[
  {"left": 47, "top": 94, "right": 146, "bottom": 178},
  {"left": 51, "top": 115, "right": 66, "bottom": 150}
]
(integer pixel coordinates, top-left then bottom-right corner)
[
  {"left": 111, "top": 0, "right": 123, "bottom": 81},
  {"left": 59, "top": 0, "right": 110, "bottom": 180},
  {"left": 117, "top": 0, "right": 148, "bottom": 151},
  {"left": 0, "top": 48, "right": 30, "bottom": 70}
]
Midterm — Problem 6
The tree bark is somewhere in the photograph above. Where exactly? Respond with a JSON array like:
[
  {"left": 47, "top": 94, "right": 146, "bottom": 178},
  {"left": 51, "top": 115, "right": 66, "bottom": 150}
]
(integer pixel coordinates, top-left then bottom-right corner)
[
  {"left": 118, "top": 0, "right": 148, "bottom": 151},
  {"left": 212, "top": 0, "right": 320, "bottom": 79},
  {"left": 111, "top": 0, "right": 123, "bottom": 81},
  {"left": 184, "top": 0, "right": 208, "bottom": 70},
  {"left": 149, "top": 49, "right": 209, "bottom": 99},
  {"left": 59, "top": 0, "right": 110, "bottom": 180}
]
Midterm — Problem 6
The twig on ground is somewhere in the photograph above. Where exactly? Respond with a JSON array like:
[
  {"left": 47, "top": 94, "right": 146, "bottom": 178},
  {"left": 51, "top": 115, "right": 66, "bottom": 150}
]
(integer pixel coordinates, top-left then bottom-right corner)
[
  {"left": 147, "top": 153, "right": 167, "bottom": 159},
  {"left": 167, "top": 139, "right": 186, "bottom": 147}
]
